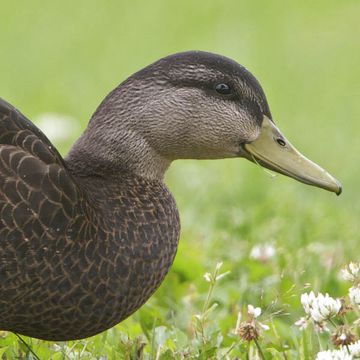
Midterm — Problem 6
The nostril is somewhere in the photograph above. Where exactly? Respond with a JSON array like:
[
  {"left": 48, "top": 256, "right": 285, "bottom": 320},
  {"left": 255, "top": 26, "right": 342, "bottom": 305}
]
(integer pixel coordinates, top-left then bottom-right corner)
[{"left": 276, "top": 138, "right": 286, "bottom": 147}]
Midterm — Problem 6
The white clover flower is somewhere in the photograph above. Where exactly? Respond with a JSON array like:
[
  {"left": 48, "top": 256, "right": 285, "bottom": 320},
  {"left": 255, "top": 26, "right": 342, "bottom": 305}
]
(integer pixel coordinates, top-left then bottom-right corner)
[
  {"left": 313, "top": 321, "right": 330, "bottom": 333},
  {"left": 300, "top": 291, "right": 341, "bottom": 323},
  {"left": 332, "top": 325, "right": 357, "bottom": 346},
  {"left": 311, "top": 293, "right": 341, "bottom": 322},
  {"left": 349, "top": 286, "right": 360, "bottom": 307},
  {"left": 341, "top": 262, "right": 360, "bottom": 282},
  {"left": 348, "top": 339, "right": 360, "bottom": 356},
  {"left": 350, "top": 262, "right": 360, "bottom": 274},
  {"left": 236, "top": 304, "right": 269, "bottom": 341},
  {"left": 247, "top": 304, "right": 269, "bottom": 331},
  {"left": 316, "top": 349, "right": 352, "bottom": 360},
  {"left": 325, "top": 340, "right": 360, "bottom": 358},
  {"left": 250, "top": 243, "right": 276, "bottom": 262},
  {"left": 301, "top": 291, "right": 317, "bottom": 315},
  {"left": 247, "top": 304, "right": 261, "bottom": 318},
  {"left": 294, "top": 317, "right": 309, "bottom": 330}
]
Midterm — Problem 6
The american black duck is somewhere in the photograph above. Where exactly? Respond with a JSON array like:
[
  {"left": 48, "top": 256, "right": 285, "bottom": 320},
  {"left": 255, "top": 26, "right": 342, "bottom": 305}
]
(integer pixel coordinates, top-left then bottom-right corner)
[{"left": 0, "top": 51, "right": 341, "bottom": 341}]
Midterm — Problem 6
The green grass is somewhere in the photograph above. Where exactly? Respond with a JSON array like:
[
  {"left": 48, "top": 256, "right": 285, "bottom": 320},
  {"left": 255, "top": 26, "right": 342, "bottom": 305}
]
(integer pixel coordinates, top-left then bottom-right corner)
[{"left": 0, "top": 1, "right": 359, "bottom": 358}]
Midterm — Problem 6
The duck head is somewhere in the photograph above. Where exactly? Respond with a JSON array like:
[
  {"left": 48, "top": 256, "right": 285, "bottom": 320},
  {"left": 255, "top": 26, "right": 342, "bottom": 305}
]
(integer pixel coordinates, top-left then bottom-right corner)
[{"left": 68, "top": 51, "right": 341, "bottom": 194}]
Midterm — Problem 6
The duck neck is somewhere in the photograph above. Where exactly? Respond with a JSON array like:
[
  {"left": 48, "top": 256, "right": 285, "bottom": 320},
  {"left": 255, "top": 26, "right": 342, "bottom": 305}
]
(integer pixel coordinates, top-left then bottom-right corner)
[{"left": 65, "top": 127, "right": 171, "bottom": 180}]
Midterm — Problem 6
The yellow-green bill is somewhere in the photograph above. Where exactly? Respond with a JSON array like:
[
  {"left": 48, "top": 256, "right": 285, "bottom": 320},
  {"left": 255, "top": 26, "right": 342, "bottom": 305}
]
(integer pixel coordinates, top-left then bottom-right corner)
[{"left": 244, "top": 116, "right": 342, "bottom": 195}]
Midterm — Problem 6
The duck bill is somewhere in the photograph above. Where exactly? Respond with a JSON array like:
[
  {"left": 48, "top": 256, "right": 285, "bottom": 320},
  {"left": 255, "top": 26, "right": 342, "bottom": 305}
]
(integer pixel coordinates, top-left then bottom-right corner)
[{"left": 243, "top": 116, "right": 342, "bottom": 195}]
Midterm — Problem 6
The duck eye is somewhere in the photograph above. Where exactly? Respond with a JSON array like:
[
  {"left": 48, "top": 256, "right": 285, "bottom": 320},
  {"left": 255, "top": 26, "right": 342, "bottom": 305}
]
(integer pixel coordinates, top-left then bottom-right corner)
[{"left": 215, "top": 83, "right": 231, "bottom": 95}]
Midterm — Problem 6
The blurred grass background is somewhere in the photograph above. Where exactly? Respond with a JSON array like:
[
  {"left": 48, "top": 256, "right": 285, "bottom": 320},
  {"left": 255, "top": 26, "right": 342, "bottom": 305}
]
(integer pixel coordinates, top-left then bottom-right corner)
[{"left": 0, "top": 1, "right": 359, "bottom": 358}]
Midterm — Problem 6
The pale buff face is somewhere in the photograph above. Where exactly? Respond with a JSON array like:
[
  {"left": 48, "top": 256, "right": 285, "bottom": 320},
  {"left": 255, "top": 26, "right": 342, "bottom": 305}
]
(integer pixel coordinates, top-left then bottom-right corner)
[{"left": 119, "top": 52, "right": 271, "bottom": 161}]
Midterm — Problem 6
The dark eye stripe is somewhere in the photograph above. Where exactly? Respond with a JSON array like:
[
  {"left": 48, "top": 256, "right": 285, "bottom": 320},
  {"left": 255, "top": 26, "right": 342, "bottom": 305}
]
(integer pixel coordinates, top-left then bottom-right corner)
[{"left": 215, "top": 83, "right": 231, "bottom": 95}]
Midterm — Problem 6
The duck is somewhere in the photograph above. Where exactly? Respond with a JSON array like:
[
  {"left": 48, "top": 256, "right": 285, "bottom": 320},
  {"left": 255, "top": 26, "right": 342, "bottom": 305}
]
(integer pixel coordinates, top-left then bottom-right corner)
[{"left": 0, "top": 51, "right": 342, "bottom": 341}]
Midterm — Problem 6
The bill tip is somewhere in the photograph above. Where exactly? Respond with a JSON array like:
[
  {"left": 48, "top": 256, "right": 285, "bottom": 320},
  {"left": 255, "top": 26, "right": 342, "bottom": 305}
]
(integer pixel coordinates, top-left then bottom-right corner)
[{"left": 336, "top": 184, "right": 343, "bottom": 196}]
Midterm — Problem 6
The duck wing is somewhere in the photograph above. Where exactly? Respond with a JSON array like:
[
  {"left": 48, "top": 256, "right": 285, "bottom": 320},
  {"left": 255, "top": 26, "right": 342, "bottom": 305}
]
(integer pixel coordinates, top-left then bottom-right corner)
[
  {"left": 0, "top": 99, "right": 65, "bottom": 166},
  {"left": 0, "top": 98, "right": 83, "bottom": 296}
]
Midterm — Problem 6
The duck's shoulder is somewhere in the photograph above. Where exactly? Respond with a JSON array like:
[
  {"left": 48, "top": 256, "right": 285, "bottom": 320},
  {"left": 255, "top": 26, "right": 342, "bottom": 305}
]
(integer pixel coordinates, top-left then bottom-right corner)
[
  {"left": 0, "top": 98, "right": 65, "bottom": 166},
  {"left": 0, "top": 99, "right": 85, "bottom": 241}
]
